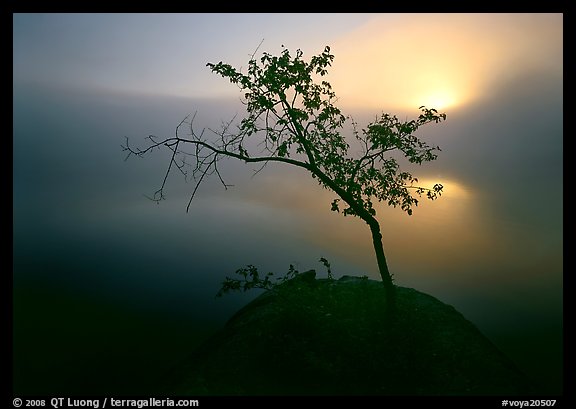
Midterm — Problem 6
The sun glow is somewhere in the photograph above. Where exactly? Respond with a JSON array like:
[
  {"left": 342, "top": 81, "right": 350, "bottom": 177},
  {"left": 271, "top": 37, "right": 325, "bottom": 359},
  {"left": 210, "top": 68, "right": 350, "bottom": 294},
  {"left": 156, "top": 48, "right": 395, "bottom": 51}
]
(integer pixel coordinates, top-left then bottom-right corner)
[
  {"left": 327, "top": 14, "right": 562, "bottom": 112},
  {"left": 415, "top": 178, "right": 470, "bottom": 200},
  {"left": 418, "top": 92, "right": 457, "bottom": 111}
]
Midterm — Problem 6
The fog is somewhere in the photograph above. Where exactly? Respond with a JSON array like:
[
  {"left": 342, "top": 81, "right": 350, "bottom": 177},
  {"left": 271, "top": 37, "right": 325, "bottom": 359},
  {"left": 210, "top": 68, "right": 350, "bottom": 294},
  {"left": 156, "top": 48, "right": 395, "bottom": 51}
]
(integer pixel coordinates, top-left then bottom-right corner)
[{"left": 13, "top": 66, "right": 562, "bottom": 393}]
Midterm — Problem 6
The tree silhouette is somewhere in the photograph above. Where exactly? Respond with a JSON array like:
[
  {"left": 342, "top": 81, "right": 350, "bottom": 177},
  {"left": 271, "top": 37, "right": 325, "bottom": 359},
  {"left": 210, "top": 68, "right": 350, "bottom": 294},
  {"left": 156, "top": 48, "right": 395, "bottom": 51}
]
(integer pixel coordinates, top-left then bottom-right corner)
[{"left": 123, "top": 45, "right": 446, "bottom": 313}]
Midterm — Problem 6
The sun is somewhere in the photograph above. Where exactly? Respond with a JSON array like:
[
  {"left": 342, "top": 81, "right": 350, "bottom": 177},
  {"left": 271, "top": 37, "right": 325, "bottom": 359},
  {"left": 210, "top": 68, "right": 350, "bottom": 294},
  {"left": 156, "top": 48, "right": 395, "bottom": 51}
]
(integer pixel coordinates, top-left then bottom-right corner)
[{"left": 418, "top": 92, "right": 457, "bottom": 111}]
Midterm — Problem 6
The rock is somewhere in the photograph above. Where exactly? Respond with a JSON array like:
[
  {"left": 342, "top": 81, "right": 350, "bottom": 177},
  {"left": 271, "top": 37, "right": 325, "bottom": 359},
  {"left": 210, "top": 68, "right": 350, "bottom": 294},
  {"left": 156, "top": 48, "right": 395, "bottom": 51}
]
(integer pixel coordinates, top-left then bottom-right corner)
[{"left": 159, "top": 276, "right": 533, "bottom": 395}]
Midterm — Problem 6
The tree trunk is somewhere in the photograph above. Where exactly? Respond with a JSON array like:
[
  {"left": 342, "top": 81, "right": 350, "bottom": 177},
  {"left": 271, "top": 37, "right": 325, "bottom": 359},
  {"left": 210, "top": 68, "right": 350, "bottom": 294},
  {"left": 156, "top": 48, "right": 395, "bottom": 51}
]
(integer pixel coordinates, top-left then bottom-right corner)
[
  {"left": 367, "top": 219, "right": 397, "bottom": 315},
  {"left": 306, "top": 166, "right": 397, "bottom": 314}
]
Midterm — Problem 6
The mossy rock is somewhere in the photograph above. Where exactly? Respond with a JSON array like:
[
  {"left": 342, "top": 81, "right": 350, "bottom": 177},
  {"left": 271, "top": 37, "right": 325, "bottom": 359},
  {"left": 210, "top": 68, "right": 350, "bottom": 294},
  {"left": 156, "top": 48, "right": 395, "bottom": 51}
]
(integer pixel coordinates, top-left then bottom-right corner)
[{"left": 159, "top": 274, "right": 533, "bottom": 395}]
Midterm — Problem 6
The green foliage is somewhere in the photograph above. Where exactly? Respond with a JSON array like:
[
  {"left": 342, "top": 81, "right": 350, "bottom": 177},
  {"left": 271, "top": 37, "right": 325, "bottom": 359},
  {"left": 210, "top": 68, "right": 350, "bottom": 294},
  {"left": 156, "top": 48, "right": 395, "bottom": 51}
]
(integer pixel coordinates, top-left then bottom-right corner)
[
  {"left": 216, "top": 265, "right": 275, "bottom": 297},
  {"left": 207, "top": 45, "right": 446, "bottom": 220},
  {"left": 217, "top": 258, "right": 335, "bottom": 297},
  {"left": 216, "top": 264, "right": 301, "bottom": 297}
]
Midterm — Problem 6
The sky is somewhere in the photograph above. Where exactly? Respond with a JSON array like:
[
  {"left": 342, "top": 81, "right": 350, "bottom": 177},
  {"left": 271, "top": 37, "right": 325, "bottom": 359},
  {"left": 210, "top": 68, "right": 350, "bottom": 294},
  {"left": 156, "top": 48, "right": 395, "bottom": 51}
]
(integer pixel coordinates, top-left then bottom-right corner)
[{"left": 12, "top": 13, "right": 563, "bottom": 395}]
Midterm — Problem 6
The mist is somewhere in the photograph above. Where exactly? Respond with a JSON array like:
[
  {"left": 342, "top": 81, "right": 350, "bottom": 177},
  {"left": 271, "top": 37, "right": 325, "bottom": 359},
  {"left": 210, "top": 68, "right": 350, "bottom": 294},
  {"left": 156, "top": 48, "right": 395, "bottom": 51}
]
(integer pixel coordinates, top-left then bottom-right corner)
[{"left": 13, "top": 61, "right": 562, "bottom": 394}]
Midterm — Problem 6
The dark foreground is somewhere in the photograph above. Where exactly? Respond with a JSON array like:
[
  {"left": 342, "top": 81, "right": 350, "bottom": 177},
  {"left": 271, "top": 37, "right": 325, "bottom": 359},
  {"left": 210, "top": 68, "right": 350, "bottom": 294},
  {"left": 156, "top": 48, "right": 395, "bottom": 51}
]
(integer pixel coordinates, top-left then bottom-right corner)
[{"left": 159, "top": 274, "right": 534, "bottom": 395}]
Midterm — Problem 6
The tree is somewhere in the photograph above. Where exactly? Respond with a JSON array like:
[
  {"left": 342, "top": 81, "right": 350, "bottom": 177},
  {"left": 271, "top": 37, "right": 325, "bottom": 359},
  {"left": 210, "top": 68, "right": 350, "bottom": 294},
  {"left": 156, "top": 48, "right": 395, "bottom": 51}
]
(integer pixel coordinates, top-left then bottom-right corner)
[{"left": 122, "top": 45, "right": 446, "bottom": 313}]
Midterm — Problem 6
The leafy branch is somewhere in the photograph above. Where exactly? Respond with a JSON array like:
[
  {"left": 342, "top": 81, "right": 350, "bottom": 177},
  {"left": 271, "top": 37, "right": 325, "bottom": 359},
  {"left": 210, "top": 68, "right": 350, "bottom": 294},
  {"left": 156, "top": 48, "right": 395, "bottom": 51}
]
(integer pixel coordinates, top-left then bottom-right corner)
[{"left": 216, "top": 257, "right": 335, "bottom": 297}]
